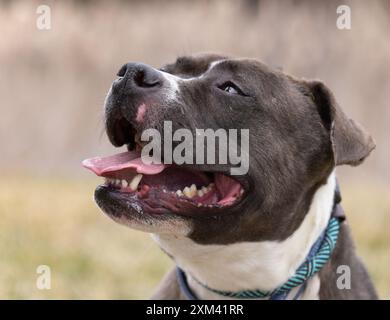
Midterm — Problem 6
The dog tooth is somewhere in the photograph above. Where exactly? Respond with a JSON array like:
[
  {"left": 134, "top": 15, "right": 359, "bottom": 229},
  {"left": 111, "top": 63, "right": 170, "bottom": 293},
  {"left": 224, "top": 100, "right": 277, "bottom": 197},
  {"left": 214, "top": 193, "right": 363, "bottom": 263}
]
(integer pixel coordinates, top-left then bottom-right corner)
[
  {"left": 129, "top": 174, "right": 143, "bottom": 191},
  {"left": 121, "top": 180, "right": 128, "bottom": 188},
  {"left": 188, "top": 185, "right": 196, "bottom": 197},
  {"left": 183, "top": 187, "right": 192, "bottom": 198},
  {"left": 115, "top": 179, "right": 121, "bottom": 185},
  {"left": 197, "top": 190, "right": 204, "bottom": 197},
  {"left": 176, "top": 190, "right": 183, "bottom": 196},
  {"left": 190, "top": 184, "right": 197, "bottom": 197},
  {"left": 201, "top": 186, "right": 208, "bottom": 194}
]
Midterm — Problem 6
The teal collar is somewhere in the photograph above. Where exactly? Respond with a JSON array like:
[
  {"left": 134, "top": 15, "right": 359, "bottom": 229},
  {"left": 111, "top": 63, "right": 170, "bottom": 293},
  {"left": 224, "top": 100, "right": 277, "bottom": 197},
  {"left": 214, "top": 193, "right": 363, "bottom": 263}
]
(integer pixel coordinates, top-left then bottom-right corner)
[{"left": 177, "top": 195, "right": 344, "bottom": 300}]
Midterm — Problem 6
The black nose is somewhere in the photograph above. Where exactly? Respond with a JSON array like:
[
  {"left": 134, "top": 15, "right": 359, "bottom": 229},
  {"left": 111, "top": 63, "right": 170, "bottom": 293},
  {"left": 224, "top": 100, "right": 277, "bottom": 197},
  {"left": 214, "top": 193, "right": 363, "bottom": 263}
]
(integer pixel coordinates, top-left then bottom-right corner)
[{"left": 116, "top": 63, "right": 163, "bottom": 89}]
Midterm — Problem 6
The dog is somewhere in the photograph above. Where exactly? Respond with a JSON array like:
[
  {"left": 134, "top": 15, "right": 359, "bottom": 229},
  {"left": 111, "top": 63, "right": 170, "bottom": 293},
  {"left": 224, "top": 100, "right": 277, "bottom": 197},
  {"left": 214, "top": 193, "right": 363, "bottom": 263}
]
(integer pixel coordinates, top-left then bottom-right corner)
[{"left": 83, "top": 53, "right": 377, "bottom": 299}]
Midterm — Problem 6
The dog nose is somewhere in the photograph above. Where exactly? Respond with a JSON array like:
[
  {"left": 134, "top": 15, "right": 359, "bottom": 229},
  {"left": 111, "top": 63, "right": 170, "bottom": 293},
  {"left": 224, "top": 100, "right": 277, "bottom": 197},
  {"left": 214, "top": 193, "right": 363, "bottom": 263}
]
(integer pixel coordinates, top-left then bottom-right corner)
[{"left": 117, "top": 63, "right": 163, "bottom": 89}]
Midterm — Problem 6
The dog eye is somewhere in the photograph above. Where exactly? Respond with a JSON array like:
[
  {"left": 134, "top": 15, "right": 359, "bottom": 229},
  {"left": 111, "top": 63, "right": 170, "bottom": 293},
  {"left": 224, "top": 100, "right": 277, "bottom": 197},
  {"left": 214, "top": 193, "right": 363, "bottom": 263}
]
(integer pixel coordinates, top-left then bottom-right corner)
[{"left": 218, "top": 82, "right": 245, "bottom": 96}]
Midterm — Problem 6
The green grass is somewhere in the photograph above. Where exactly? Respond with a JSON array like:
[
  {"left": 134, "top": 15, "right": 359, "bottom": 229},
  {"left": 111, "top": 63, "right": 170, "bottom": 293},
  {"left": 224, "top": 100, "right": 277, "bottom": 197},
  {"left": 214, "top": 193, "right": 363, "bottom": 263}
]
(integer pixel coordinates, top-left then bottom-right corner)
[{"left": 0, "top": 176, "right": 389, "bottom": 299}]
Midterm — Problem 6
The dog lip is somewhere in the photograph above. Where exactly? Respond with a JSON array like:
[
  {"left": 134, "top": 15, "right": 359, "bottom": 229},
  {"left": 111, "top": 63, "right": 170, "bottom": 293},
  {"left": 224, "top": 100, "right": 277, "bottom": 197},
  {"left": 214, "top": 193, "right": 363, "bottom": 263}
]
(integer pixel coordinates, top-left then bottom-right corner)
[
  {"left": 106, "top": 114, "right": 137, "bottom": 148},
  {"left": 94, "top": 185, "right": 182, "bottom": 222},
  {"left": 94, "top": 183, "right": 246, "bottom": 219}
]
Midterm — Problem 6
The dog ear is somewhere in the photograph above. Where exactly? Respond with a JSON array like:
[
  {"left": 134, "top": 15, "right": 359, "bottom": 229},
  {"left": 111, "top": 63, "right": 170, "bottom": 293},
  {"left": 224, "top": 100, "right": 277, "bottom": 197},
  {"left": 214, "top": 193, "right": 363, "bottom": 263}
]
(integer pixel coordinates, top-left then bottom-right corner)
[{"left": 306, "top": 80, "right": 375, "bottom": 166}]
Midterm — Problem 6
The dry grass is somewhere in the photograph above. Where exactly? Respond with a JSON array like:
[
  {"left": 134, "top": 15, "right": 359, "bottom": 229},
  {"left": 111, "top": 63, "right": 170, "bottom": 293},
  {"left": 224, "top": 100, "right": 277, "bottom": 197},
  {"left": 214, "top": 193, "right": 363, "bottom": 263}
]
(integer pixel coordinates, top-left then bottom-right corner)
[
  {"left": 341, "top": 182, "right": 390, "bottom": 299},
  {"left": 0, "top": 176, "right": 389, "bottom": 299},
  {"left": 0, "top": 176, "right": 172, "bottom": 299}
]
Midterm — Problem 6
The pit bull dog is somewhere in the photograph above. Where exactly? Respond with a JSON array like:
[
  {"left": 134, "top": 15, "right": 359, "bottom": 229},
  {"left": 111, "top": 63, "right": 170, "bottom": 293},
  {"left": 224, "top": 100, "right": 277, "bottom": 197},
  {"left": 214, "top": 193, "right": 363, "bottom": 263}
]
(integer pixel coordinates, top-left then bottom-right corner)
[{"left": 83, "top": 53, "right": 377, "bottom": 299}]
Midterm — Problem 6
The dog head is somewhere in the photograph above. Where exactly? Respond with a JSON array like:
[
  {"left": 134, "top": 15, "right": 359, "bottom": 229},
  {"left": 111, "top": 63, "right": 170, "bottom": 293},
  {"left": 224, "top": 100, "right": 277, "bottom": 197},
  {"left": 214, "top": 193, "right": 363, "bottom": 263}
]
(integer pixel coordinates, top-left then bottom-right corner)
[{"left": 83, "top": 53, "right": 375, "bottom": 245}]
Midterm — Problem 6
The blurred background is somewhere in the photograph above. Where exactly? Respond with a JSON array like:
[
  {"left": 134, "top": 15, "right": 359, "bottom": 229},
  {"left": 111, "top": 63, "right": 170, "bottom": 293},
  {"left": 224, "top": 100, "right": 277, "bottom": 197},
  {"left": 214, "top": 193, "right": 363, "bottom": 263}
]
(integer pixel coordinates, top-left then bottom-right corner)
[{"left": 0, "top": 0, "right": 389, "bottom": 299}]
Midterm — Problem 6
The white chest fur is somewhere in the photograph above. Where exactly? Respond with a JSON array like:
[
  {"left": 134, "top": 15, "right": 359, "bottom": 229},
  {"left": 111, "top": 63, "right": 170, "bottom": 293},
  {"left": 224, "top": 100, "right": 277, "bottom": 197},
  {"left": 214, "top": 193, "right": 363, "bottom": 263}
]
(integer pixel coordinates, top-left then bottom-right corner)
[{"left": 152, "top": 172, "right": 336, "bottom": 300}]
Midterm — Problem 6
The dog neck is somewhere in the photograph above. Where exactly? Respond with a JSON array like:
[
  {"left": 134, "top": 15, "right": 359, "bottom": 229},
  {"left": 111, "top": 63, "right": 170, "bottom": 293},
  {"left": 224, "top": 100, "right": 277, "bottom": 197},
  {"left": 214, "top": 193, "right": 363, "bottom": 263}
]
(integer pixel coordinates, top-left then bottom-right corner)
[{"left": 152, "top": 171, "right": 336, "bottom": 300}]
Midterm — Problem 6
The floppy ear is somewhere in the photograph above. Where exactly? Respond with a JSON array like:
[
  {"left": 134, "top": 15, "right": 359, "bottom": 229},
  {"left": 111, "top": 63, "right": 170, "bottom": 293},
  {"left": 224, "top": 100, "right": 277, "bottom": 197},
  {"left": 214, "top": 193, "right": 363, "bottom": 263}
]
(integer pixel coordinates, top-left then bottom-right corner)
[{"left": 306, "top": 80, "right": 375, "bottom": 166}]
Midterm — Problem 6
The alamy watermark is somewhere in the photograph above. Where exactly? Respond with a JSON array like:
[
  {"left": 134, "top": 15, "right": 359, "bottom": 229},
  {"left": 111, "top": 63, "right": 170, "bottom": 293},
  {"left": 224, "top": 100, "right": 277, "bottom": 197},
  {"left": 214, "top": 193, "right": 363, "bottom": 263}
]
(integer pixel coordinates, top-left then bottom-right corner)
[
  {"left": 36, "top": 265, "right": 51, "bottom": 290},
  {"left": 139, "top": 121, "right": 250, "bottom": 175},
  {"left": 336, "top": 265, "right": 351, "bottom": 290},
  {"left": 36, "top": 5, "right": 51, "bottom": 30},
  {"left": 336, "top": 5, "right": 351, "bottom": 30}
]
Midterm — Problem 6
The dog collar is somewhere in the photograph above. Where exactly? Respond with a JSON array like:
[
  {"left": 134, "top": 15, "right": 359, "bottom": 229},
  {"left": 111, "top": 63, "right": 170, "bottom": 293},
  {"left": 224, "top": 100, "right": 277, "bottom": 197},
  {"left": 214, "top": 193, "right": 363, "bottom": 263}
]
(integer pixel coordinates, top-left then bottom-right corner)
[{"left": 176, "top": 186, "right": 344, "bottom": 300}]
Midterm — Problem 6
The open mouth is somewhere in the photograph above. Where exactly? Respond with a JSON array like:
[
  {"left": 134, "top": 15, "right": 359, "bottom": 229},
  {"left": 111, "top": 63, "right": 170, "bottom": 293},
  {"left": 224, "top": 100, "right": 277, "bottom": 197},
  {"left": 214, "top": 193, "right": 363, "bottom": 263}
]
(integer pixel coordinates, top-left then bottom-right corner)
[{"left": 82, "top": 117, "right": 246, "bottom": 217}]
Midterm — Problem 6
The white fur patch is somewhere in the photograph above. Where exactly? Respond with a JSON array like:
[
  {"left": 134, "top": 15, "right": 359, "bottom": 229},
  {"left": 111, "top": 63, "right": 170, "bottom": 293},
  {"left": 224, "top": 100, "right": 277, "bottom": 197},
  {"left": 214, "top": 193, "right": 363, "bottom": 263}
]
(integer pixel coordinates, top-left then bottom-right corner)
[{"left": 152, "top": 171, "right": 336, "bottom": 299}]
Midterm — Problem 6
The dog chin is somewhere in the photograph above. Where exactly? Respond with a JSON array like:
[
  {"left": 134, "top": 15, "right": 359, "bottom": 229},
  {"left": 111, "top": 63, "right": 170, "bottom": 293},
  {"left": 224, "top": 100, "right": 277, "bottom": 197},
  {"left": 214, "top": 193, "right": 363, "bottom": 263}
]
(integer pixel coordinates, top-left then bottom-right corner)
[{"left": 94, "top": 185, "right": 193, "bottom": 235}]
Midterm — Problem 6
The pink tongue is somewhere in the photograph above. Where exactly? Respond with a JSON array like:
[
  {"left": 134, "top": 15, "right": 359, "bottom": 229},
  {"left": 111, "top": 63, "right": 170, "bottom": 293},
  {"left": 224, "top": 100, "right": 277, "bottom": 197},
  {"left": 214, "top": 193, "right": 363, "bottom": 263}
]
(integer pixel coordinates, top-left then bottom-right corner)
[
  {"left": 82, "top": 151, "right": 167, "bottom": 176},
  {"left": 215, "top": 173, "right": 242, "bottom": 205}
]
